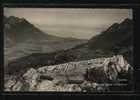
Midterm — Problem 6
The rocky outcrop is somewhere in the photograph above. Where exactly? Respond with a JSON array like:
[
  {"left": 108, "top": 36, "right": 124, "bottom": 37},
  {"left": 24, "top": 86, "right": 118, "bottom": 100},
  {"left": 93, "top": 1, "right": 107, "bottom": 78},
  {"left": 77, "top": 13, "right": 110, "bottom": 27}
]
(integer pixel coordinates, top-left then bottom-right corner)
[{"left": 4, "top": 55, "right": 133, "bottom": 91}]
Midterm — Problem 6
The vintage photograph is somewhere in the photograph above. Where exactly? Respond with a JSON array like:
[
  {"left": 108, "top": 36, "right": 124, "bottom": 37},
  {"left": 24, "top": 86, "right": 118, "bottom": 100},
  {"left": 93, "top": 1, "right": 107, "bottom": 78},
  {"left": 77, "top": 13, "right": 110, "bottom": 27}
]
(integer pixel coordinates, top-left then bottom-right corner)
[{"left": 4, "top": 8, "right": 133, "bottom": 92}]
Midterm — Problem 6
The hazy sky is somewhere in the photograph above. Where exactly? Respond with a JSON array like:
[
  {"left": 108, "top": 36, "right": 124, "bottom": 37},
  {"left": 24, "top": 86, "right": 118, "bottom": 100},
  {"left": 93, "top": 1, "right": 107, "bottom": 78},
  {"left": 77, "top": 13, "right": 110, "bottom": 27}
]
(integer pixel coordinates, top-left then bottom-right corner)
[{"left": 4, "top": 8, "right": 133, "bottom": 39}]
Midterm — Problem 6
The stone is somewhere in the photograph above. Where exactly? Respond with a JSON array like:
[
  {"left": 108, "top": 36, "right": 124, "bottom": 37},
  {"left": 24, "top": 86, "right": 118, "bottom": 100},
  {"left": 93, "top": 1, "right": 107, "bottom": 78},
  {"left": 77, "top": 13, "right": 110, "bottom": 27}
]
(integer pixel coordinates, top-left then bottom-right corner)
[
  {"left": 22, "top": 68, "right": 40, "bottom": 90},
  {"left": 36, "top": 80, "right": 81, "bottom": 92},
  {"left": 4, "top": 79, "right": 16, "bottom": 89},
  {"left": 12, "top": 81, "right": 23, "bottom": 91}
]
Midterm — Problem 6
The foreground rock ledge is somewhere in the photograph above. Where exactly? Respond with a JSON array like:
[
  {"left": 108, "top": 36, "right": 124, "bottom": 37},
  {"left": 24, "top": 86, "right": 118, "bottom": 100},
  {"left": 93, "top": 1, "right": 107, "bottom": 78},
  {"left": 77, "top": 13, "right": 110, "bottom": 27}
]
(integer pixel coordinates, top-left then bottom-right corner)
[{"left": 4, "top": 55, "right": 133, "bottom": 92}]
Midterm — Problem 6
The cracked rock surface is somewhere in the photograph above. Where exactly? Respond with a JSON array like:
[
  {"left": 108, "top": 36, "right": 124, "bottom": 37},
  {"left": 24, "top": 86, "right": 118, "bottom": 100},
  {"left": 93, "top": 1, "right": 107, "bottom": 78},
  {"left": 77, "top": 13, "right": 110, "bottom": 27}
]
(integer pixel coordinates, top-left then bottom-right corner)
[{"left": 4, "top": 55, "right": 133, "bottom": 92}]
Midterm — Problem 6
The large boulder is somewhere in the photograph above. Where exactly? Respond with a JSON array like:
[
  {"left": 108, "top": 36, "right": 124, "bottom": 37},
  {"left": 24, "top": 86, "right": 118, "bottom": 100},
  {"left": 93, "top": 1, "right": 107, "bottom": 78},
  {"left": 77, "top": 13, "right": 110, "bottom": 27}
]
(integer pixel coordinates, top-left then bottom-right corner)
[{"left": 85, "top": 55, "right": 132, "bottom": 83}]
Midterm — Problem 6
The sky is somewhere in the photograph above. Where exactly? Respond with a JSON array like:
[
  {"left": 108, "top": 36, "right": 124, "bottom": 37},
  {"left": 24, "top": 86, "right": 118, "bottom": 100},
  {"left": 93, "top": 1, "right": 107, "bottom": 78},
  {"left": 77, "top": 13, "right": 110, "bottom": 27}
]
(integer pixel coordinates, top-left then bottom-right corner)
[{"left": 4, "top": 8, "right": 133, "bottom": 39}]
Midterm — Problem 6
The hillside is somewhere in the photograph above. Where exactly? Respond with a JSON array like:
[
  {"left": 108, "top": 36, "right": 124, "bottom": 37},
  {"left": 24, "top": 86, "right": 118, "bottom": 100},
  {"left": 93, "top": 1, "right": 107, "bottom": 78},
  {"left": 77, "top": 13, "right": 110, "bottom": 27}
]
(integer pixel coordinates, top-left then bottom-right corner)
[
  {"left": 4, "top": 16, "right": 87, "bottom": 65},
  {"left": 88, "top": 18, "right": 133, "bottom": 49},
  {"left": 4, "top": 16, "right": 49, "bottom": 44}
]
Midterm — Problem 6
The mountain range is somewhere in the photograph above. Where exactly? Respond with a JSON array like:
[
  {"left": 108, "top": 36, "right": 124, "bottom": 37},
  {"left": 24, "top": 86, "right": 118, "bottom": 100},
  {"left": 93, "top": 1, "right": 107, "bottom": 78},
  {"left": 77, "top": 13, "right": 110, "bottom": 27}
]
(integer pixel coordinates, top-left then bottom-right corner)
[
  {"left": 4, "top": 16, "right": 87, "bottom": 65},
  {"left": 5, "top": 17, "right": 133, "bottom": 76}
]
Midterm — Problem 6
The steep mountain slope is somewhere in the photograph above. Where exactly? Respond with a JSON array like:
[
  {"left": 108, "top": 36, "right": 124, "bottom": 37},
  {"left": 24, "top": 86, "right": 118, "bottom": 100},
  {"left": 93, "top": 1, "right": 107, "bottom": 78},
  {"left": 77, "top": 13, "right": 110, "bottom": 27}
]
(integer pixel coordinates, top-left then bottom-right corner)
[
  {"left": 4, "top": 16, "right": 48, "bottom": 44},
  {"left": 88, "top": 18, "right": 133, "bottom": 49},
  {"left": 4, "top": 16, "right": 87, "bottom": 64}
]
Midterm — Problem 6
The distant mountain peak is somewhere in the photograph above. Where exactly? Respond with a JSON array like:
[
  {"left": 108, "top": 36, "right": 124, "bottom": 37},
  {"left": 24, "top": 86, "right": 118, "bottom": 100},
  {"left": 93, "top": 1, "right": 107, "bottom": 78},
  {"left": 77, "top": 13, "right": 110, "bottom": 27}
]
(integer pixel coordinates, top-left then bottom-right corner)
[
  {"left": 9, "top": 16, "right": 19, "bottom": 19},
  {"left": 123, "top": 18, "right": 132, "bottom": 23},
  {"left": 8, "top": 16, "right": 27, "bottom": 22},
  {"left": 4, "top": 16, "right": 48, "bottom": 43},
  {"left": 5, "top": 16, "right": 32, "bottom": 27},
  {"left": 120, "top": 18, "right": 133, "bottom": 27},
  {"left": 88, "top": 18, "right": 133, "bottom": 50}
]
